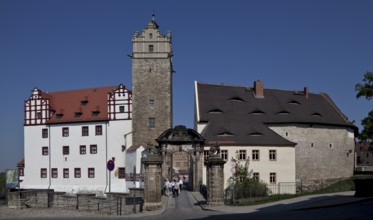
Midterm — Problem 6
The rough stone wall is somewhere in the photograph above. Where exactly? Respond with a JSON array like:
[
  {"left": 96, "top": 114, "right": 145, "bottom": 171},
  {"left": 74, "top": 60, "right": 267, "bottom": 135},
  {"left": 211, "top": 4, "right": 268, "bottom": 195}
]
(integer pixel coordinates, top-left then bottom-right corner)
[
  {"left": 269, "top": 124, "right": 355, "bottom": 186},
  {"left": 132, "top": 58, "right": 172, "bottom": 147}
]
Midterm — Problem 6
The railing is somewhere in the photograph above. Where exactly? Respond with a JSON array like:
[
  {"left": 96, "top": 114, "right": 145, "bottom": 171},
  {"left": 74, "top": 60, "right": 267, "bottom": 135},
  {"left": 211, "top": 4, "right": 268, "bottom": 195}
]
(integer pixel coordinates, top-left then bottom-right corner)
[{"left": 222, "top": 178, "right": 349, "bottom": 205}]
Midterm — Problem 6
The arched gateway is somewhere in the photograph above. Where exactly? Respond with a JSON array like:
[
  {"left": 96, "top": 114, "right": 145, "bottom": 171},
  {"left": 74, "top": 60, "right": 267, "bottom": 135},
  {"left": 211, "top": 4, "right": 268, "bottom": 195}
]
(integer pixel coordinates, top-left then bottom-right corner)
[{"left": 141, "top": 125, "right": 205, "bottom": 210}]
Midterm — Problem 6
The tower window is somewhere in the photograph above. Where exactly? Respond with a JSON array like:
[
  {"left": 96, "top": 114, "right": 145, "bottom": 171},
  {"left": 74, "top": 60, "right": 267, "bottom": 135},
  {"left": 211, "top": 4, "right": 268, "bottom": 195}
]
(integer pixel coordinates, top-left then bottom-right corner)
[
  {"left": 149, "top": 45, "right": 154, "bottom": 52},
  {"left": 149, "top": 99, "right": 155, "bottom": 108},
  {"left": 149, "top": 33, "right": 153, "bottom": 39},
  {"left": 149, "top": 117, "right": 155, "bottom": 128}
]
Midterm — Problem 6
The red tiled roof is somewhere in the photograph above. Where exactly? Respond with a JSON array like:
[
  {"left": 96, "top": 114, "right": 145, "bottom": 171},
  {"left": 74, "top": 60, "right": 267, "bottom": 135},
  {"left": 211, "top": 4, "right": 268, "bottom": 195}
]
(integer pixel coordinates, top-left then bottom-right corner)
[
  {"left": 17, "top": 159, "right": 24, "bottom": 168},
  {"left": 43, "top": 86, "right": 119, "bottom": 124}
]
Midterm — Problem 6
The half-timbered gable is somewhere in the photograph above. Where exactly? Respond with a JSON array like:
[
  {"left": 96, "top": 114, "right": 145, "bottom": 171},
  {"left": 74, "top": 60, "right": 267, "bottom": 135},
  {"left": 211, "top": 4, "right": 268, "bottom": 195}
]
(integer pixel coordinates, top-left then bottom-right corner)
[
  {"left": 24, "top": 88, "right": 51, "bottom": 125},
  {"left": 108, "top": 84, "right": 132, "bottom": 120}
]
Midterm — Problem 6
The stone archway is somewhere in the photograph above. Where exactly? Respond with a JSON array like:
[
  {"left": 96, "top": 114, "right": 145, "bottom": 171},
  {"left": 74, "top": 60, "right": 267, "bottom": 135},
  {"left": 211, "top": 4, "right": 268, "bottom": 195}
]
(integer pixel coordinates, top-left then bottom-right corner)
[
  {"left": 157, "top": 125, "right": 205, "bottom": 192},
  {"left": 141, "top": 125, "right": 205, "bottom": 210}
]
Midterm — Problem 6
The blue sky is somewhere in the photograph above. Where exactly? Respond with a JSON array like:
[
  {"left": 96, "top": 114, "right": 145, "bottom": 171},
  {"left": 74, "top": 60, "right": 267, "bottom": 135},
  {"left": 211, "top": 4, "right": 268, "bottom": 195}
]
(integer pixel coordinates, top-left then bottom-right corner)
[{"left": 0, "top": 0, "right": 372, "bottom": 172}]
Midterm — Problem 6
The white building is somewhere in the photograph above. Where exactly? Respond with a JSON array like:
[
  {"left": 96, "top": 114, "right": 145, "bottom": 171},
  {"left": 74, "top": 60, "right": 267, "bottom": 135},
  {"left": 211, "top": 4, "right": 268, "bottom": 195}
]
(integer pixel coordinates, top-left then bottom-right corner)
[{"left": 22, "top": 84, "right": 132, "bottom": 195}]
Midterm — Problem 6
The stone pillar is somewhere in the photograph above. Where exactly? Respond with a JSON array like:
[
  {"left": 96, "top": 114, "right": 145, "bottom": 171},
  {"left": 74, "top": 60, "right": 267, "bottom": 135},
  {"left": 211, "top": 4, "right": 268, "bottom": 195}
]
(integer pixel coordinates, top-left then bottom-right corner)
[
  {"left": 141, "top": 154, "right": 163, "bottom": 211},
  {"left": 205, "top": 153, "right": 226, "bottom": 206}
]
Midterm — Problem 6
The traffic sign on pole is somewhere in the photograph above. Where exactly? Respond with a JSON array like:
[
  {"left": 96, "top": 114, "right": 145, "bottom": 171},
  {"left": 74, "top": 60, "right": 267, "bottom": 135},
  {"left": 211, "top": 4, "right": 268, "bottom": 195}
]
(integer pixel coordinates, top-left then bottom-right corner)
[{"left": 107, "top": 160, "right": 115, "bottom": 171}]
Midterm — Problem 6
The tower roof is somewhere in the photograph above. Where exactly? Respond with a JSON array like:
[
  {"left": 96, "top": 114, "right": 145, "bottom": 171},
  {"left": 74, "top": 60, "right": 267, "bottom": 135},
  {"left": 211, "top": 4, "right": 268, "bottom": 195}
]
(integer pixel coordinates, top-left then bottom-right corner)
[{"left": 145, "top": 15, "right": 159, "bottom": 29}]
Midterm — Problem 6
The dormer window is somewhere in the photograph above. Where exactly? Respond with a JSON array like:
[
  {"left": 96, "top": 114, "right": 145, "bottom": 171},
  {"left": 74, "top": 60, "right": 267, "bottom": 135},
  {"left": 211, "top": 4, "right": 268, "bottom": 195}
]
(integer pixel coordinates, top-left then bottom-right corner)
[
  {"left": 75, "top": 112, "right": 82, "bottom": 118},
  {"left": 81, "top": 100, "right": 88, "bottom": 106},
  {"left": 229, "top": 97, "right": 244, "bottom": 102},
  {"left": 208, "top": 109, "right": 223, "bottom": 114},
  {"left": 250, "top": 110, "right": 265, "bottom": 115},
  {"left": 277, "top": 111, "right": 290, "bottom": 115},
  {"left": 56, "top": 114, "right": 64, "bottom": 119},
  {"left": 217, "top": 132, "right": 233, "bottom": 137},
  {"left": 312, "top": 112, "right": 322, "bottom": 117},
  {"left": 92, "top": 111, "right": 100, "bottom": 117}
]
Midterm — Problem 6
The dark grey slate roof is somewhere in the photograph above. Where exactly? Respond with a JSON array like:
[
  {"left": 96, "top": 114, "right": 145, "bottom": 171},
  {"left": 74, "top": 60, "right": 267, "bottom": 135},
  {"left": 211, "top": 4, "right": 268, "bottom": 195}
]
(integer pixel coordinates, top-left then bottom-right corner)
[{"left": 196, "top": 82, "right": 356, "bottom": 146}]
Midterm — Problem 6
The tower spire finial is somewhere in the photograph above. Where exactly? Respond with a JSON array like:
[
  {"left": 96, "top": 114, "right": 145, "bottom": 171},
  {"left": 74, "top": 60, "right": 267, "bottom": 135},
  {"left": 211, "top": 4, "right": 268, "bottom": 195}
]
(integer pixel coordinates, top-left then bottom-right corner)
[{"left": 152, "top": 10, "right": 155, "bottom": 21}]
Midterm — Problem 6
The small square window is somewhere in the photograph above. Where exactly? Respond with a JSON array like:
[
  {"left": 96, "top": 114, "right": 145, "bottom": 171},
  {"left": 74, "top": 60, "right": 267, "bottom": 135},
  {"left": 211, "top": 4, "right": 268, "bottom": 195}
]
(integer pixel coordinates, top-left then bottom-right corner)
[
  {"left": 42, "top": 147, "right": 48, "bottom": 156},
  {"left": 63, "top": 146, "right": 69, "bottom": 155},
  {"left": 63, "top": 168, "right": 69, "bottom": 178},
  {"left": 88, "top": 168, "right": 95, "bottom": 178},
  {"left": 119, "top": 106, "right": 125, "bottom": 113},
  {"left": 75, "top": 112, "right": 82, "bottom": 117},
  {"left": 80, "top": 145, "right": 86, "bottom": 155},
  {"left": 62, "top": 127, "right": 69, "bottom": 137},
  {"left": 118, "top": 167, "right": 126, "bottom": 179},
  {"left": 90, "top": 145, "right": 97, "bottom": 154},
  {"left": 37, "top": 112, "right": 42, "bottom": 119},
  {"left": 51, "top": 168, "right": 58, "bottom": 178},
  {"left": 82, "top": 126, "right": 89, "bottom": 136},
  {"left": 42, "top": 129, "right": 48, "bottom": 138},
  {"left": 149, "top": 44, "right": 154, "bottom": 52},
  {"left": 95, "top": 125, "right": 102, "bottom": 136},
  {"left": 41, "top": 168, "right": 47, "bottom": 178},
  {"left": 253, "top": 172, "right": 259, "bottom": 181},
  {"left": 74, "top": 168, "right": 81, "bottom": 178}
]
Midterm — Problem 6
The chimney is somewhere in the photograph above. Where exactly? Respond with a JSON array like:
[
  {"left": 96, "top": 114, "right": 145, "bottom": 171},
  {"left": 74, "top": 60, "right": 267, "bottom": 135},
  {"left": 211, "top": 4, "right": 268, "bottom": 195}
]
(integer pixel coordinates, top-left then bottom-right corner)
[
  {"left": 254, "top": 80, "right": 264, "bottom": 98},
  {"left": 304, "top": 87, "right": 309, "bottom": 99}
]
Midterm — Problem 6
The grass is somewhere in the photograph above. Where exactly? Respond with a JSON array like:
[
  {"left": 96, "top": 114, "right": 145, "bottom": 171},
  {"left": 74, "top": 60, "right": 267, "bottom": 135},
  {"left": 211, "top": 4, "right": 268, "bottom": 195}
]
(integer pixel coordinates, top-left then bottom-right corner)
[{"left": 228, "top": 177, "right": 356, "bottom": 206}]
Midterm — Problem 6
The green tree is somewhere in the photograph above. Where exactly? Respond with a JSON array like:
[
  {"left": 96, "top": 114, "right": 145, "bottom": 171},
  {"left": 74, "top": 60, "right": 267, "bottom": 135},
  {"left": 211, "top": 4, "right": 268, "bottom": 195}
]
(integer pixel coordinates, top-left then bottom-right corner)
[
  {"left": 355, "top": 71, "right": 373, "bottom": 141},
  {"left": 225, "top": 160, "right": 268, "bottom": 200}
]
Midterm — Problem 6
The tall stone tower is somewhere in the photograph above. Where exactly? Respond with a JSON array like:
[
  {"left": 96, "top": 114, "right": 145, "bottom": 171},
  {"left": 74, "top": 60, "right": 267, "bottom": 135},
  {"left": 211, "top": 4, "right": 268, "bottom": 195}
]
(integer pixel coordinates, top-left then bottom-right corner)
[{"left": 131, "top": 16, "right": 173, "bottom": 147}]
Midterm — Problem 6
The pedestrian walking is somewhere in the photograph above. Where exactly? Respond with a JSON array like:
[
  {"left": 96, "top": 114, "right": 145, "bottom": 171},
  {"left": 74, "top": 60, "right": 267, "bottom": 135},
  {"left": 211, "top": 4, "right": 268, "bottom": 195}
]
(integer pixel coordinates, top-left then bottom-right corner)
[
  {"left": 164, "top": 179, "right": 171, "bottom": 196},
  {"left": 178, "top": 178, "right": 183, "bottom": 194},
  {"left": 173, "top": 179, "right": 179, "bottom": 197}
]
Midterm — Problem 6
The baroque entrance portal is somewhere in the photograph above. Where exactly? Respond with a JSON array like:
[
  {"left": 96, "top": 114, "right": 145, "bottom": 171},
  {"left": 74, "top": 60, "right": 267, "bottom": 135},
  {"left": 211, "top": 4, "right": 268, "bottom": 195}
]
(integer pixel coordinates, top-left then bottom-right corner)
[
  {"left": 141, "top": 125, "right": 205, "bottom": 210},
  {"left": 157, "top": 125, "right": 205, "bottom": 191}
]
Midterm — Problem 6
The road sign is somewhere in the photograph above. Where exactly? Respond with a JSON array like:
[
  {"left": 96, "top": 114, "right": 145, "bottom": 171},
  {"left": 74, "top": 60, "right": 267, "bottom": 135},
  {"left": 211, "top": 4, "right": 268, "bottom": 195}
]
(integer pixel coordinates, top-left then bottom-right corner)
[{"left": 107, "top": 160, "right": 115, "bottom": 171}]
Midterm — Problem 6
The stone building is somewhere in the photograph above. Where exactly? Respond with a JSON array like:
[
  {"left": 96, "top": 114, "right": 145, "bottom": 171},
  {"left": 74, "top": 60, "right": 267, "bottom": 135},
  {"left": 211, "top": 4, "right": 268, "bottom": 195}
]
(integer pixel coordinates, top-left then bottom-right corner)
[{"left": 195, "top": 81, "right": 357, "bottom": 190}]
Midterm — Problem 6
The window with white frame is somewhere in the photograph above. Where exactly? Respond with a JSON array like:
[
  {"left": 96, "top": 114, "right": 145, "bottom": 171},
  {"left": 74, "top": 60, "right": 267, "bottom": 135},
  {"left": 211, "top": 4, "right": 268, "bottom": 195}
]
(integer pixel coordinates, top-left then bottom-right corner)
[
  {"left": 269, "top": 150, "right": 277, "bottom": 161},
  {"left": 239, "top": 150, "right": 246, "bottom": 160},
  {"left": 63, "top": 168, "right": 69, "bottom": 178},
  {"left": 270, "top": 172, "right": 276, "bottom": 184},
  {"left": 88, "top": 168, "right": 95, "bottom": 178},
  {"left": 40, "top": 168, "right": 47, "bottom": 178},
  {"left": 221, "top": 150, "right": 228, "bottom": 160},
  {"left": 252, "top": 150, "right": 259, "bottom": 161},
  {"left": 51, "top": 168, "right": 58, "bottom": 178},
  {"left": 74, "top": 168, "right": 81, "bottom": 178}
]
